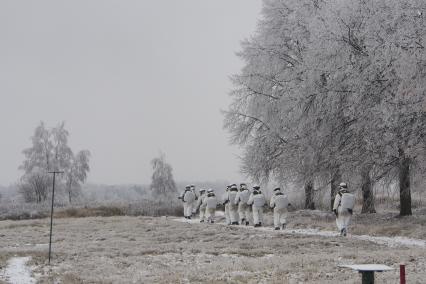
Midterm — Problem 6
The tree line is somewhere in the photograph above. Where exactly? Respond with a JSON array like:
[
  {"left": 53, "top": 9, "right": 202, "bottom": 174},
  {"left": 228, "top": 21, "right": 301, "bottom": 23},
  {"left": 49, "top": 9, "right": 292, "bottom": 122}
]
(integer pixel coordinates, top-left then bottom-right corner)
[
  {"left": 224, "top": 0, "right": 426, "bottom": 215},
  {"left": 17, "top": 122, "right": 178, "bottom": 204}
]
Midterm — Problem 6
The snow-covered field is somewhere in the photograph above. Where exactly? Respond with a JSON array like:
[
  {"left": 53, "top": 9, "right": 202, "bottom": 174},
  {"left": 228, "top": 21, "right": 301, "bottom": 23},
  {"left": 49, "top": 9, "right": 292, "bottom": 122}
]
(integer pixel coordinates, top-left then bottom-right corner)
[{"left": 1, "top": 210, "right": 425, "bottom": 283}]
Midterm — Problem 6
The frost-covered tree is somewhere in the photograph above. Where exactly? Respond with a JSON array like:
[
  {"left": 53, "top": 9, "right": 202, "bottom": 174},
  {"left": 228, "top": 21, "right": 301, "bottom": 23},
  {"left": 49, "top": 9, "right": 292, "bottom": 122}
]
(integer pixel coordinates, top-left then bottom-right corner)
[
  {"left": 150, "top": 153, "right": 177, "bottom": 197},
  {"left": 51, "top": 122, "right": 73, "bottom": 172},
  {"left": 225, "top": 0, "right": 426, "bottom": 215},
  {"left": 19, "top": 121, "right": 91, "bottom": 203},
  {"left": 224, "top": 0, "right": 323, "bottom": 208},
  {"left": 64, "top": 150, "right": 91, "bottom": 203},
  {"left": 18, "top": 167, "right": 50, "bottom": 203},
  {"left": 306, "top": 0, "right": 426, "bottom": 215},
  {"left": 20, "top": 122, "right": 53, "bottom": 173}
]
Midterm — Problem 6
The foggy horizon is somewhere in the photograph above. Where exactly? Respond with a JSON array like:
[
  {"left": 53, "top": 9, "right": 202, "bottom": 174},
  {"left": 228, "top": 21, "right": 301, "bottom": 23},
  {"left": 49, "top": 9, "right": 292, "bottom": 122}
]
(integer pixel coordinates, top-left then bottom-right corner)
[{"left": 0, "top": 1, "right": 262, "bottom": 186}]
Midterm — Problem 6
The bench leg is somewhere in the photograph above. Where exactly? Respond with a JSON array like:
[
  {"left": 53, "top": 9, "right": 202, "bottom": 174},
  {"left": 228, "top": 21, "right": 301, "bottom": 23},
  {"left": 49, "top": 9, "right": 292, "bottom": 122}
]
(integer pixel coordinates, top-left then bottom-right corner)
[{"left": 361, "top": 271, "right": 375, "bottom": 284}]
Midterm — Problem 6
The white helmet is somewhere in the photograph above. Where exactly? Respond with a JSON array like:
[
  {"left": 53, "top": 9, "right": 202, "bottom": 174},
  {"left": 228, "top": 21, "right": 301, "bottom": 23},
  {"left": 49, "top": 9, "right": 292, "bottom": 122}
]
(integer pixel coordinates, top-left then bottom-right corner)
[
  {"left": 339, "top": 182, "right": 348, "bottom": 189},
  {"left": 199, "top": 188, "right": 206, "bottom": 193},
  {"left": 207, "top": 188, "right": 214, "bottom": 193}
]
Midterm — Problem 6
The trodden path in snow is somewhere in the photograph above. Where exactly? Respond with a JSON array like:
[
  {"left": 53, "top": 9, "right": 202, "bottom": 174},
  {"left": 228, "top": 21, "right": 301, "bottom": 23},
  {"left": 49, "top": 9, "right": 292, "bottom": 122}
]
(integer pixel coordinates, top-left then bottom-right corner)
[
  {"left": 0, "top": 256, "right": 36, "bottom": 284},
  {"left": 173, "top": 217, "right": 426, "bottom": 248}
]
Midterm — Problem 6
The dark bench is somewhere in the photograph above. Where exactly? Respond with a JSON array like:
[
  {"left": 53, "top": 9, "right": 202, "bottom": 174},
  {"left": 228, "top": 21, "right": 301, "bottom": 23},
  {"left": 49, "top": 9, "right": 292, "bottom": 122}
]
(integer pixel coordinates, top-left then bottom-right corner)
[{"left": 338, "top": 264, "right": 394, "bottom": 284}]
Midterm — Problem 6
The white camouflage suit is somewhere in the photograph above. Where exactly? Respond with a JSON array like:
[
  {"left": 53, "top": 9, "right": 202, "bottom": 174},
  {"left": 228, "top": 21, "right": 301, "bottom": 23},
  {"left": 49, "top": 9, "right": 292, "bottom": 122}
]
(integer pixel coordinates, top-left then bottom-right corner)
[
  {"left": 234, "top": 188, "right": 251, "bottom": 225},
  {"left": 270, "top": 190, "right": 289, "bottom": 229},
  {"left": 333, "top": 189, "right": 355, "bottom": 236},
  {"left": 204, "top": 191, "right": 217, "bottom": 223},
  {"left": 227, "top": 187, "right": 240, "bottom": 224},
  {"left": 247, "top": 190, "right": 266, "bottom": 226},
  {"left": 196, "top": 190, "right": 207, "bottom": 221},
  {"left": 182, "top": 189, "right": 196, "bottom": 218},
  {"left": 190, "top": 186, "right": 198, "bottom": 215}
]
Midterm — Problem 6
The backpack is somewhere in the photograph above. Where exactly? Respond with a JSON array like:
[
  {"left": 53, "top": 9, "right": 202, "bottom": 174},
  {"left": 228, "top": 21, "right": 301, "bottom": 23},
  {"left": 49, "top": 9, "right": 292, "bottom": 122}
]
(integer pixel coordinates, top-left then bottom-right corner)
[
  {"left": 206, "top": 196, "right": 217, "bottom": 209},
  {"left": 340, "top": 193, "right": 355, "bottom": 210},
  {"left": 253, "top": 194, "right": 265, "bottom": 207},
  {"left": 184, "top": 191, "right": 195, "bottom": 203},
  {"left": 274, "top": 193, "right": 289, "bottom": 209}
]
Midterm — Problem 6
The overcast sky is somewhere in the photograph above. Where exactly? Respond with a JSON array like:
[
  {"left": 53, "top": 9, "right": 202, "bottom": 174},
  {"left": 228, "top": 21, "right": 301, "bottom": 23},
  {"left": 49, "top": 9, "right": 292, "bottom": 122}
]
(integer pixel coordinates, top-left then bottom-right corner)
[{"left": 0, "top": 1, "right": 262, "bottom": 185}]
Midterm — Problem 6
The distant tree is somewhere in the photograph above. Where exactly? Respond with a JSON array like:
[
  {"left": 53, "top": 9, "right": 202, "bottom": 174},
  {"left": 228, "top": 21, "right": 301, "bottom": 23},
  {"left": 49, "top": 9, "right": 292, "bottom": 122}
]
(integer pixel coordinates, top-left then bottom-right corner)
[
  {"left": 64, "top": 150, "right": 91, "bottom": 203},
  {"left": 150, "top": 153, "right": 177, "bottom": 197},
  {"left": 19, "top": 121, "right": 90, "bottom": 203}
]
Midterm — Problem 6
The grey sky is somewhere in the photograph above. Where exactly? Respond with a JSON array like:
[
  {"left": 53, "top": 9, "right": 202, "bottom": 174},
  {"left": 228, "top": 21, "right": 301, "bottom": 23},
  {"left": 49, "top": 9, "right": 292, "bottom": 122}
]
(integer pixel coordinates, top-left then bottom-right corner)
[{"left": 0, "top": 1, "right": 262, "bottom": 185}]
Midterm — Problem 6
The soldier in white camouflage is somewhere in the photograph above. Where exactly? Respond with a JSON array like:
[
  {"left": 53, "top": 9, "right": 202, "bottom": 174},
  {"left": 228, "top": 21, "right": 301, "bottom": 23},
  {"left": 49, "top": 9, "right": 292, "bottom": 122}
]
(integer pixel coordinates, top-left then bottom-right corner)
[
  {"left": 270, "top": 187, "right": 289, "bottom": 230},
  {"left": 333, "top": 182, "right": 355, "bottom": 236},
  {"left": 179, "top": 185, "right": 196, "bottom": 219},
  {"left": 222, "top": 185, "right": 231, "bottom": 225},
  {"left": 228, "top": 184, "right": 240, "bottom": 225},
  {"left": 196, "top": 188, "right": 207, "bottom": 222},
  {"left": 204, "top": 189, "right": 217, "bottom": 223},
  {"left": 235, "top": 183, "right": 251, "bottom": 226},
  {"left": 247, "top": 185, "right": 265, "bottom": 227}
]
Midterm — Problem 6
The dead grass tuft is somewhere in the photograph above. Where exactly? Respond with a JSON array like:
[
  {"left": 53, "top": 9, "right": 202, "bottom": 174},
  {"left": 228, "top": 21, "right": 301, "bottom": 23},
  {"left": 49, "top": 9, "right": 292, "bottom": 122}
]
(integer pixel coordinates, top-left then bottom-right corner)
[
  {"left": 55, "top": 206, "right": 126, "bottom": 218},
  {"left": 52, "top": 201, "right": 183, "bottom": 219}
]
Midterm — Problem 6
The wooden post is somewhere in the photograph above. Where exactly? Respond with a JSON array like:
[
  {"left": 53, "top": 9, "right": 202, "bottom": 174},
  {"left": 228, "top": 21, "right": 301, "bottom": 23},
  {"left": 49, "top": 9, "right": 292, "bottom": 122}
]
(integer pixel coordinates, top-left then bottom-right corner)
[{"left": 400, "top": 264, "right": 406, "bottom": 284}]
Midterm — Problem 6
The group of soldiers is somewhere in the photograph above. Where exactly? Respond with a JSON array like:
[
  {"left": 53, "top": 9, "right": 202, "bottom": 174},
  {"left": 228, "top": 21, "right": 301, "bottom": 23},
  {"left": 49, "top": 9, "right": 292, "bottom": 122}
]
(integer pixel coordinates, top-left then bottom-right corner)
[{"left": 179, "top": 182, "right": 355, "bottom": 235}]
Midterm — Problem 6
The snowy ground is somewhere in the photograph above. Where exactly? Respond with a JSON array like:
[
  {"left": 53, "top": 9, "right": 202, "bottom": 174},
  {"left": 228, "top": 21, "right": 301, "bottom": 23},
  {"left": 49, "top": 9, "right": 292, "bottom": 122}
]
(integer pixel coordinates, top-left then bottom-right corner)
[
  {"left": 0, "top": 210, "right": 425, "bottom": 283},
  {"left": 0, "top": 257, "right": 36, "bottom": 284}
]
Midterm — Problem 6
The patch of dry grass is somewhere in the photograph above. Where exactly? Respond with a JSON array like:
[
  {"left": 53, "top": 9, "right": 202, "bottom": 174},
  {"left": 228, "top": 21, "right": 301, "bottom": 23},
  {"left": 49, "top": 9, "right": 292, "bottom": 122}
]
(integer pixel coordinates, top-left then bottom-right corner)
[
  {"left": 55, "top": 206, "right": 126, "bottom": 218},
  {"left": 3, "top": 222, "right": 41, "bottom": 230},
  {"left": 0, "top": 199, "right": 184, "bottom": 221},
  {"left": 54, "top": 201, "right": 184, "bottom": 219}
]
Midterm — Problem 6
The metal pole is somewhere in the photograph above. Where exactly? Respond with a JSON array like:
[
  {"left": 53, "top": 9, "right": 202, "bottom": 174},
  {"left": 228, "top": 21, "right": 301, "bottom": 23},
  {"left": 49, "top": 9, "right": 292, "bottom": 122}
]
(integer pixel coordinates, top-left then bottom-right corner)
[
  {"left": 48, "top": 172, "right": 56, "bottom": 265},
  {"left": 48, "top": 171, "right": 63, "bottom": 265}
]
